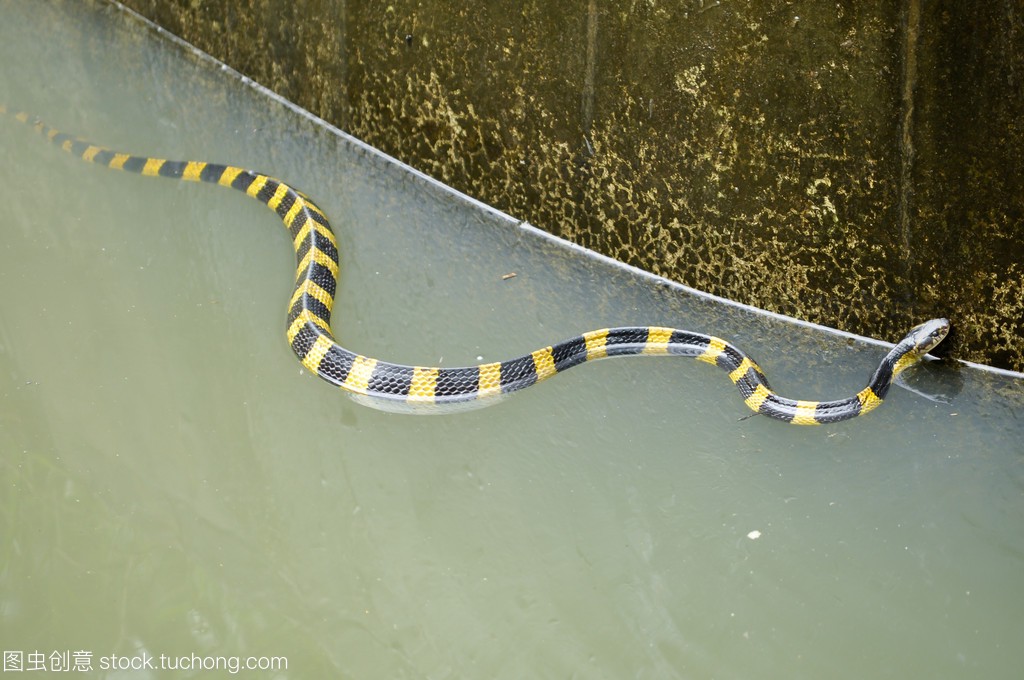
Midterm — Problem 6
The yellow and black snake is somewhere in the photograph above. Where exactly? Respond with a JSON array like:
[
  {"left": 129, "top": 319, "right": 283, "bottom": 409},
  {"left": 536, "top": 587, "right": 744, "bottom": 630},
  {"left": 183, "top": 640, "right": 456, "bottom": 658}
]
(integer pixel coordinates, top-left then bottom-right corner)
[{"left": 2, "top": 107, "right": 950, "bottom": 424}]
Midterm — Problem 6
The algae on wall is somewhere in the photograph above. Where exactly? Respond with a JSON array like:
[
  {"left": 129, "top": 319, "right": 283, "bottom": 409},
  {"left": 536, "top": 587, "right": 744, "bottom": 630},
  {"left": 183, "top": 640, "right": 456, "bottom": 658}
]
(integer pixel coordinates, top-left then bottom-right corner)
[{"left": 117, "top": 0, "right": 1024, "bottom": 372}]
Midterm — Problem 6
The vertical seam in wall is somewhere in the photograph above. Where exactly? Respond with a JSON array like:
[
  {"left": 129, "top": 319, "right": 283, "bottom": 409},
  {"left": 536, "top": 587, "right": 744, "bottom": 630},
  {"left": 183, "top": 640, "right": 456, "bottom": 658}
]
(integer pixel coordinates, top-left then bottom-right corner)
[
  {"left": 899, "top": 0, "right": 920, "bottom": 273},
  {"left": 581, "top": 0, "right": 599, "bottom": 152},
  {"left": 338, "top": 0, "right": 349, "bottom": 127}
]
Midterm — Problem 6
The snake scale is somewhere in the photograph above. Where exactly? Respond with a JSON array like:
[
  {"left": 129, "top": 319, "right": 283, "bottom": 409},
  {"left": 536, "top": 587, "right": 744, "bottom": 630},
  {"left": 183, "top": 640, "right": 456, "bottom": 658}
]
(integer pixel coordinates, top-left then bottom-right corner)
[{"left": 2, "top": 106, "right": 950, "bottom": 423}]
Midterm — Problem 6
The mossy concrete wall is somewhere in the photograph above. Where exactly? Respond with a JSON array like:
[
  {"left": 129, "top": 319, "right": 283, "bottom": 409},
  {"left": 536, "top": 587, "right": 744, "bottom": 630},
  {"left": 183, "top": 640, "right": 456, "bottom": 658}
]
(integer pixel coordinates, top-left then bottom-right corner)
[{"left": 117, "top": 0, "right": 1023, "bottom": 371}]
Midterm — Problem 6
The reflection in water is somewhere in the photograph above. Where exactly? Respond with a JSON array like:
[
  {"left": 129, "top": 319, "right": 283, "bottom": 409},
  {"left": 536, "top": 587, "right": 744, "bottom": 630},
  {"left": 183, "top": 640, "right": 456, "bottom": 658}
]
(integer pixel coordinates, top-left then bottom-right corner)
[{"left": 0, "top": 2, "right": 1022, "bottom": 678}]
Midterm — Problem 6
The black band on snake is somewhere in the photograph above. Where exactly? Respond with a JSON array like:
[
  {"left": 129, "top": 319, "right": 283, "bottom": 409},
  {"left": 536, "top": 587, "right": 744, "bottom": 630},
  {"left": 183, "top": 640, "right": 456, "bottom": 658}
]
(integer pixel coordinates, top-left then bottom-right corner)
[{"left": 2, "top": 106, "right": 950, "bottom": 424}]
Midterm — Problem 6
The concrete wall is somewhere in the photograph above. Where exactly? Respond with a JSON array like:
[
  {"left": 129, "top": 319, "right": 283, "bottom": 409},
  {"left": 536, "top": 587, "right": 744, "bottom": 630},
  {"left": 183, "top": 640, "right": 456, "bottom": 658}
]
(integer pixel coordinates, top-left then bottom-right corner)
[{"left": 116, "top": 0, "right": 1024, "bottom": 371}]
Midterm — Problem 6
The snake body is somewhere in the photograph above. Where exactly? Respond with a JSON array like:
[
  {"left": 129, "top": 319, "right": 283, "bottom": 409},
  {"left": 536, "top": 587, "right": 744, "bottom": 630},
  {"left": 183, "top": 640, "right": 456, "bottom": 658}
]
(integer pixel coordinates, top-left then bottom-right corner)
[{"left": 2, "top": 107, "right": 950, "bottom": 424}]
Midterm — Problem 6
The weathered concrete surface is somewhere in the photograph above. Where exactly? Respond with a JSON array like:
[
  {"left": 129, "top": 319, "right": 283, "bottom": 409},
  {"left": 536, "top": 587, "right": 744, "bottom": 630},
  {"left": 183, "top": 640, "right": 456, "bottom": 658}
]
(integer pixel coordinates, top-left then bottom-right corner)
[
  {"left": 117, "top": 0, "right": 1024, "bottom": 371},
  {"left": 906, "top": 0, "right": 1024, "bottom": 370}
]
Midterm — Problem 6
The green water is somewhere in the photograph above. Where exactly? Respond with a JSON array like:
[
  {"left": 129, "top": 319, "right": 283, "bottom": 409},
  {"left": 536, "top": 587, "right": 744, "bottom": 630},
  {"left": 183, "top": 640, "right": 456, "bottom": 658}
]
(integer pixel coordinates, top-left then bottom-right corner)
[{"left": 1, "top": 1, "right": 1022, "bottom": 678}]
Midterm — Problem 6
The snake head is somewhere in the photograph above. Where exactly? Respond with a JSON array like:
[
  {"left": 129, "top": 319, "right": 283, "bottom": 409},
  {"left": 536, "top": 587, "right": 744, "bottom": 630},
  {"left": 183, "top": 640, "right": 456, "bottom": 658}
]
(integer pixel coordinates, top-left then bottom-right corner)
[{"left": 904, "top": 318, "right": 950, "bottom": 356}]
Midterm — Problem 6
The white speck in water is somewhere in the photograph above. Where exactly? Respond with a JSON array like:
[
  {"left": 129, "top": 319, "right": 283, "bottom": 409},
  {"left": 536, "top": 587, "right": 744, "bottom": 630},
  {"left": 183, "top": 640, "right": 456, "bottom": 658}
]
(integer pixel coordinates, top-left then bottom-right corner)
[{"left": 747, "top": 530, "right": 761, "bottom": 540}]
